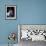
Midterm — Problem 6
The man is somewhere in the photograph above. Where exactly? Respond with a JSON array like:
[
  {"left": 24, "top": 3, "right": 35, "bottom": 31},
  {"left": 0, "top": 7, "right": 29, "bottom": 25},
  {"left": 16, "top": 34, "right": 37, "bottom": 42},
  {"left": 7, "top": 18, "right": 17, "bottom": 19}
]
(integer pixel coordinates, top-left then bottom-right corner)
[{"left": 6, "top": 8, "right": 14, "bottom": 17}]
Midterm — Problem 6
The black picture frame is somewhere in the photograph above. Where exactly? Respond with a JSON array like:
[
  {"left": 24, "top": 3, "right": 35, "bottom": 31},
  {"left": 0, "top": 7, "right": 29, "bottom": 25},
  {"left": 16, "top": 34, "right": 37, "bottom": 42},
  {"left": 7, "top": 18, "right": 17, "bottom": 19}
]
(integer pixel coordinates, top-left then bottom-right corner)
[{"left": 5, "top": 5, "right": 16, "bottom": 20}]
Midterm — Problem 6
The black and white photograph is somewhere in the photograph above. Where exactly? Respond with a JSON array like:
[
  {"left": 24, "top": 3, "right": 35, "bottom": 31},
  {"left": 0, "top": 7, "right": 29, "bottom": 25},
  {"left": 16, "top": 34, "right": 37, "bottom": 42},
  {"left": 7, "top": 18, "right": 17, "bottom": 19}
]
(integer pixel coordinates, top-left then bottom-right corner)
[{"left": 5, "top": 5, "right": 16, "bottom": 20}]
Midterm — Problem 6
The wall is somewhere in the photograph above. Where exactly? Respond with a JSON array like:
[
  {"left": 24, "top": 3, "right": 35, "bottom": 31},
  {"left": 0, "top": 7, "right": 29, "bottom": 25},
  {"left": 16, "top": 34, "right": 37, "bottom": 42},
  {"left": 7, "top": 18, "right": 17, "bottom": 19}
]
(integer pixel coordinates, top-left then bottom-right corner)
[
  {"left": 0, "top": 0, "right": 18, "bottom": 44},
  {"left": 0, "top": 0, "right": 46, "bottom": 45},
  {"left": 19, "top": 0, "right": 46, "bottom": 24}
]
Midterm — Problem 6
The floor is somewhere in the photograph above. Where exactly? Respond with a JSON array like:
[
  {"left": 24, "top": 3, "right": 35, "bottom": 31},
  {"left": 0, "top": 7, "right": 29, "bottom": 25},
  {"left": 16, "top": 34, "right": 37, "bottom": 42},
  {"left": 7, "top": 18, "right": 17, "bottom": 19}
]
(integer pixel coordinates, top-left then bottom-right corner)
[
  {"left": 0, "top": 40, "right": 46, "bottom": 46},
  {"left": 19, "top": 39, "right": 46, "bottom": 46},
  {"left": 0, "top": 44, "right": 18, "bottom": 46}
]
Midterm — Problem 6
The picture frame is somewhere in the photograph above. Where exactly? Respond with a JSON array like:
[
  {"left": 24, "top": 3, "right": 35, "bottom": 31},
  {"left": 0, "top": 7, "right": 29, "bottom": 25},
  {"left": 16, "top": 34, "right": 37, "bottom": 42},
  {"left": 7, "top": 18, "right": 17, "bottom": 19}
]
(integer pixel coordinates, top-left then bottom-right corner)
[{"left": 5, "top": 5, "right": 16, "bottom": 20}]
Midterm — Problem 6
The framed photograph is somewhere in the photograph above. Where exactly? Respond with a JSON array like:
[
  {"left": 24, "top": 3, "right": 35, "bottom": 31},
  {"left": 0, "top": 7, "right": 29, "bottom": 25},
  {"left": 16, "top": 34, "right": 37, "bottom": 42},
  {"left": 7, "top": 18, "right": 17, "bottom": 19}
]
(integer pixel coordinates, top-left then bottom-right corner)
[{"left": 5, "top": 5, "right": 16, "bottom": 20}]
